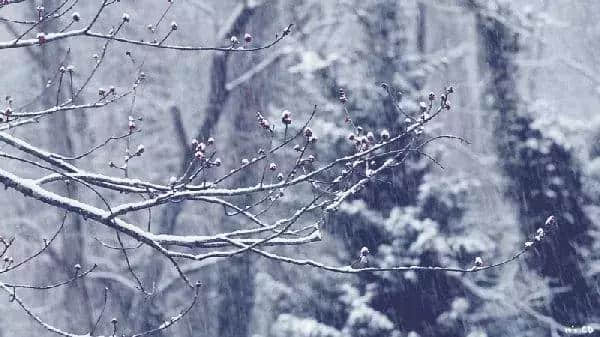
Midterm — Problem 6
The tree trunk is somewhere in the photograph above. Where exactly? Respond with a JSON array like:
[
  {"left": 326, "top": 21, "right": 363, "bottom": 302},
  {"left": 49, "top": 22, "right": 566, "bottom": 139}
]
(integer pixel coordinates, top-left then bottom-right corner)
[{"left": 475, "top": 6, "right": 598, "bottom": 325}]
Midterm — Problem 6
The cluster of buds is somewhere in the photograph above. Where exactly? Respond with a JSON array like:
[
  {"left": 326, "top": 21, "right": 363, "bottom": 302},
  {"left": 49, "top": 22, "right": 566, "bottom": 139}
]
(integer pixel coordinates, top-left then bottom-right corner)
[
  {"left": 191, "top": 138, "right": 212, "bottom": 160},
  {"left": 281, "top": 110, "right": 292, "bottom": 125},
  {"left": 338, "top": 88, "right": 347, "bottom": 104},
  {"left": 347, "top": 126, "right": 379, "bottom": 150},
  {"left": 256, "top": 112, "right": 272, "bottom": 131},
  {"left": 525, "top": 215, "right": 556, "bottom": 248},
  {"left": 98, "top": 86, "right": 116, "bottom": 97}
]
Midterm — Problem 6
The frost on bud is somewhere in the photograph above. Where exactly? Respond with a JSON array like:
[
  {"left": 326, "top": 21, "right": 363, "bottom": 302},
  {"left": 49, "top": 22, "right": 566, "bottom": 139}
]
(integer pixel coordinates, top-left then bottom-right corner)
[
  {"left": 281, "top": 110, "right": 292, "bottom": 125},
  {"left": 534, "top": 227, "right": 544, "bottom": 241},
  {"left": 74, "top": 263, "right": 82, "bottom": 271},
  {"left": 524, "top": 241, "right": 534, "bottom": 248},
  {"left": 544, "top": 215, "right": 556, "bottom": 227},
  {"left": 59, "top": 66, "right": 66, "bottom": 73},
  {"left": 169, "top": 176, "right": 177, "bottom": 185},
  {"left": 338, "top": 88, "right": 347, "bottom": 103},
  {"left": 191, "top": 139, "right": 198, "bottom": 147},
  {"left": 244, "top": 33, "right": 252, "bottom": 43},
  {"left": 304, "top": 127, "right": 313, "bottom": 138},
  {"left": 72, "top": 12, "right": 80, "bottom": 22},
  {"left": 293, "top": 144, "right": 301, "bottom": 151},
  {"left": 428, "top": 92, "right": 435, "bottom": 101},
  {"left": 419, "top": 101, "right": 428, "bottom": 112},
  {"left": 207, "top": 137, "right": 215, "bottom": 145},
  {"left": 474, "top": 256, "right": 483, "bottom": 267},
  {"left": 277, "top": 173, "right": 284, "bottom": 181},
  {"left": 230, "top": 36, "right": 239, "bottom": 44},
  {"left": 171, "top": 21, "right": 178, "bottom": 30},
  {"left": 98, "top": 88, "right": 106, "bottom": 96},
  {"left": 241, "top": 158, "right": 249, "bottom": 165},
  {"left": 380, "top": 129, "right": 390, "bottom": 140},
  {"left": 194, "top": 151, "right": 204, "bottom": 159},
  {"left": 366, "top": 131, "right": 375, "bottom": 142},
  {"left": 347, "top": 133, "right": 356, "bottom": 141},
  {"left": 360, "top": 247, "right": 370, "bottom": 256},
  {"left": 307, "top": 154, "right": 315, "bottom": 162},
  {"left": 356, "top": 126, "right": 363, "bottom": 134},
  {"left": 128, "top": 116, "right": 136, "bottom": 131},
  {"left": 259, "top": 118, "right": 270, "bottom": 130},
  {"left": 404, "top": 117, "right": 412, "bottom": 124},
  {"left": 122, "top": 13, "right": 130, "bottom": 22},
  {"left": 213, "top": 158, "right": 222, "bottom": 166},
  {"left": 269, "top": 163, "right": 277, "bottom": 171}
]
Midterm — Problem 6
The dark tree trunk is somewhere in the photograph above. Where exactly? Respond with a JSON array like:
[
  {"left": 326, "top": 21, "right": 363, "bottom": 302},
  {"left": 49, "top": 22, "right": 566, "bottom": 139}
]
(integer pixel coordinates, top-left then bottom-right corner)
[
  {"left": 475, "top": 7, "right": 598, "bottom": 325},
  {"left": 38, "top": 0, "right": 94, "bottom": 331}
]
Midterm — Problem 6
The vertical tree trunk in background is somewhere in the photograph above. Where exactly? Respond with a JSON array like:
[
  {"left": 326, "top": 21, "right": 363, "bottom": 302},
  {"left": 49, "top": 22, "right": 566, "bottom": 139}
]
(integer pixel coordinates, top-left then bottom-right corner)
[
  {"left": 474, "top": 6, "right": 598, "bottom": 325},
  {"left": 135, "top": 4, "right": 262, "bottom": 336},
  {"left": 416, "top": 2, "right": 426, "bottom": 55},
  {"left": 37, "top": 1, "right": 93, "bottom": 331}
]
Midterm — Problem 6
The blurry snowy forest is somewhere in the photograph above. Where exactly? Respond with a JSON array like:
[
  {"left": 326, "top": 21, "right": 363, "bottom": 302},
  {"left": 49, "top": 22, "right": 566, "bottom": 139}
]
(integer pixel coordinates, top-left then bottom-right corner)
[{"left": 1, "top": 0, "right": 600, "bottom": 336}]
